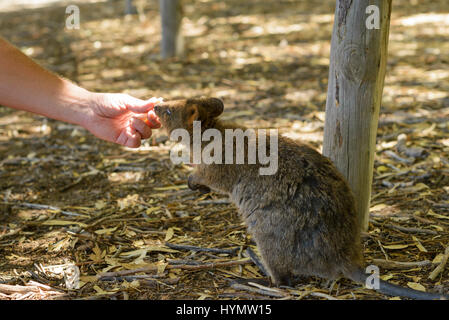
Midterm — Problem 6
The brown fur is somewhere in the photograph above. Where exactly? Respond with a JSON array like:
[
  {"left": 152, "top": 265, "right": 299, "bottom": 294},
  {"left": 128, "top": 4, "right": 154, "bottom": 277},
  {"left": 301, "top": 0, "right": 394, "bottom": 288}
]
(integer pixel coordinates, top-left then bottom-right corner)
[
  {"left": 153, "top": 98, "right": 447, "bottom": 299},
  {"left": 155, "top": 97, "right": 363, "bottom": 285}
]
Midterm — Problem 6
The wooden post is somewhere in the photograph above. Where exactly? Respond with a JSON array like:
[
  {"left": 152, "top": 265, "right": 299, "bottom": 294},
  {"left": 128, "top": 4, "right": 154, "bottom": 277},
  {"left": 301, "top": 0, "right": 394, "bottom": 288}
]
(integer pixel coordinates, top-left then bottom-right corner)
[
  {"left": 160, "top": 0, "right": 184, "bottom": 58},
  {"left": 124, "top": 0, "right": 137, "bottom": 15},
  {"left": 322, "top": 0, "right": 392, "bottom": 231}
]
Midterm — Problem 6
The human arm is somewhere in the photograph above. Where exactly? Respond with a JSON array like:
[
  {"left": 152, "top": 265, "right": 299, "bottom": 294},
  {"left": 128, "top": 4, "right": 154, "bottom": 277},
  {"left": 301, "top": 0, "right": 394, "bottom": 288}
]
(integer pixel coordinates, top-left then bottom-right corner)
[{"left": 0, "top": 37, "right": 161, "bottom": 148}]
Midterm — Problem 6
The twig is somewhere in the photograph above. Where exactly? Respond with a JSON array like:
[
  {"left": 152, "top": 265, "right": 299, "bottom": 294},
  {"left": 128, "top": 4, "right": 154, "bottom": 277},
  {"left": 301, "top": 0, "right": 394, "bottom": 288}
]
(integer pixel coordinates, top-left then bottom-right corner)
[
  {"left": 164, "top": 242, "right": 239, "bottom": 254},
  {"left": 230, "top": 283, "right": 288, "bottom": 298},
  {"left": 126, "top": 226, "right": 165, "bottom": 235},
  {"left": 371, "top": 221, "right": 439, "bottom": 235},
  {"left": 396, "top": 134, "right": 428, "bottom": 159},
  {"left": 384, "top": 150, "right": 414, "bottom": 164},
  {"left": 0, "top": 227, "right": 23, "bottom": 241},
  {"left": 100, "top": 274, "right": 179, "bottom": 286},
  {"left": 140, "top": 278, "right": 180, "bottom": 288},
  {"left": 434, "top": 203, "right": 449, "bottom": 210},
  {"left": 387, "top": 224, "right": 439, "bottom": 235},
  {"left": 218, "top": 292, "right": 266, "bottom": 299},
  {"left": 429, "top": 246, "right": 449, "bottom": 280},
  {"left": 197, "top": 199, "right": 231, "bottom": 205},
  {"left": 244, "top": 247, "right": 268, "bottom": 276},
  {"left": 99, "top": 274, "right": 165, "bottom": 281},
  {"left": 161, "top": 258, "right": 252, "bottom": 271},
  {"left": 0, "top": 281, "right": 64, "bottom": 296},
  {"left": 87, "top": 212, "right": 128, "bottom": 227},
  {"left": 166, "top": 259, "right": 202, "bottom": 265},
  {"left": 1, "top": 201, "right": 82, "bottom": 217},
  {"left": 377, "top": 240, "right": 389, "bottom": 261},
  {"left": 247, "top": 281, "right": 284, "bottom": 295},
  {"left": 372, "top": 259, "right": 432, "bottom": 270},
  {"left": 306, "top": 292, "right": 339, "bottom": 300},
  {"left": 98, "top": 258, "right": 252, "bottom": 278},
  {"left": 412, "top": 215, "right": 436, "bottom": 224}
]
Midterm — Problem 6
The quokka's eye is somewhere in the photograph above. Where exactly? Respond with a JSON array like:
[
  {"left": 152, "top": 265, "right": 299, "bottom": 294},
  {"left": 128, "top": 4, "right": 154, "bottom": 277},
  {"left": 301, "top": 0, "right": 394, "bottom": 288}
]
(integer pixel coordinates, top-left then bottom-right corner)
[{"left": 166, "top": 109, "right": 172, "bottom": 116}]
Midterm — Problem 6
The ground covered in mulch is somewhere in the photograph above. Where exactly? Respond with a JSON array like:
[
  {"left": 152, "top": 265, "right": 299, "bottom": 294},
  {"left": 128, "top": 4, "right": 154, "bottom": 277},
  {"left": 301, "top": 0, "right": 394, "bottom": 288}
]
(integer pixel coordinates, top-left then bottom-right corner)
[{"left": 0, "top": 0, "right": 448, "bottom": 300}]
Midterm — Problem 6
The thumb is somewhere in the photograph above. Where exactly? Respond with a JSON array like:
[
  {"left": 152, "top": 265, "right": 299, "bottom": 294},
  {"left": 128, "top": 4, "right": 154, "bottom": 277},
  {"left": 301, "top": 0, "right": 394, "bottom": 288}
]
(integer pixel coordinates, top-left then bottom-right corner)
[{"left": 125, "top": 96, "right": 164, "bottom": 113}]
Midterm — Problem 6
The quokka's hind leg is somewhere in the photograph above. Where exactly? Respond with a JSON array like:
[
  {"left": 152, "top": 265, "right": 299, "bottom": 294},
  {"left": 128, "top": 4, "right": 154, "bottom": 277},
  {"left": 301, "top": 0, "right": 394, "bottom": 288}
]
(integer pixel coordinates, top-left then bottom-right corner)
[
  {"left": 187, "top": 174, "right": 211, "bottom": 194},
  {"left": 267, "top": 269, "right": 293, "bottom": 287},
  {"left": 258, "top": 253, "right": 293, "bottom": 287}
]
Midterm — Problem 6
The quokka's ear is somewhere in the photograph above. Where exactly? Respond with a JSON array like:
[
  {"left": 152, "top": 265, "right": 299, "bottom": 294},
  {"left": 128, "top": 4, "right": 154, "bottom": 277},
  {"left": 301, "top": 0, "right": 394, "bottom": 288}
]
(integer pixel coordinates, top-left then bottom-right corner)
[
  {"left": 198, "top": 97, "right": 224, "bottom": 118},
  {"left": 187, "top": 104, "right": 200, "bottom": 126}
]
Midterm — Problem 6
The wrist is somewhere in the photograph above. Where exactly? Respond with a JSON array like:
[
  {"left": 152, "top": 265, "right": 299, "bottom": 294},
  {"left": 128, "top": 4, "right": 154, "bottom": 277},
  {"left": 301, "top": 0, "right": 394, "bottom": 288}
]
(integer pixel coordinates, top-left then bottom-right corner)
[{"left": 59, "top": 80, "right": 97, "bottom": 128}]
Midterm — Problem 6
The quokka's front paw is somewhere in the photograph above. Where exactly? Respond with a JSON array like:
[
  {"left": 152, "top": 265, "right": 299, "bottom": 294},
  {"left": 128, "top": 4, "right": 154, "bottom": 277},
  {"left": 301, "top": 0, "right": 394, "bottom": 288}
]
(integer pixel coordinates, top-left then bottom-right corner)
[{"left": 188, "top": 175, "right": 211, "bottom": 194}]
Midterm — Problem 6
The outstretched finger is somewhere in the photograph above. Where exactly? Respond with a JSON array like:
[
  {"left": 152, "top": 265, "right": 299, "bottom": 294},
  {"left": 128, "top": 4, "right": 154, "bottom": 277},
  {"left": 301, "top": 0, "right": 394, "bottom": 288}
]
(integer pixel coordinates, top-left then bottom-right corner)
[
  {"left": 147, "top": 110, "right": 161, "bottom": 128},
  {"left": 126, "top": 96, "right": 164, "bottom": 113}
]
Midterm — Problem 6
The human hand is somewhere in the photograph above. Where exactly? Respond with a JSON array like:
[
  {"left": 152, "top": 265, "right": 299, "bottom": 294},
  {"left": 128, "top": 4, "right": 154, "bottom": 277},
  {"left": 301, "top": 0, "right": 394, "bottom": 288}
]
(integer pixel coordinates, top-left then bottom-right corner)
[{"left": 84, "top": 93, "right": 163, "bottom": 148}]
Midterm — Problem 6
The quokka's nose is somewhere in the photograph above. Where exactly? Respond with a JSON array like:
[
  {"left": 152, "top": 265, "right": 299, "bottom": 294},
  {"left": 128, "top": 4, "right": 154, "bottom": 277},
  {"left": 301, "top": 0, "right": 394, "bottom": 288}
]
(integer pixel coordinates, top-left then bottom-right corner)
[{"left": 154, "top": 105, "right": 161, "bottom": 113}]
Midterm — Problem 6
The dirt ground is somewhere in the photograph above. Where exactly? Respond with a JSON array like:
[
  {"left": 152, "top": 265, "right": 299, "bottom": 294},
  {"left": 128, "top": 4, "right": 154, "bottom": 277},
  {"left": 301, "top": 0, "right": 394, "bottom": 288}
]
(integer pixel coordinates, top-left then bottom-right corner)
[{"left": 0, "top": 0, "right": 448, "bottom": 300}]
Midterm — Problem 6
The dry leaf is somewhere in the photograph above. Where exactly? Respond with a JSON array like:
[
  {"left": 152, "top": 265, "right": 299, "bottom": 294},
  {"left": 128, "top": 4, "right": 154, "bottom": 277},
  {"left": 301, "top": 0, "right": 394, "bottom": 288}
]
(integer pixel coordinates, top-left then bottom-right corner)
[
  {"left": 89, "top": 245, "right": 104, "bottom": 262},
  {"left": 157, "top": 261, "right": 168, "bottom": 275},
  {"left": 432, "top": 254, "right": 444, "bottom": 264},
  {"left": 94, "top": 226, "right": 118, "bottom": 235},
  {"left": 370, "top": 204, "right": 387, "bottom": 212},
  {"left": 146, "top": 206, "right": 160, "bottom": 214},
  {"left": 431, "top": 225, "right": 444, "bottom": 231},
  {"left": 412, "top": 236, "right": 427, "bottom": 252},
  {"left": 427, "top": 209, "right": 449, "bottom": 220},
  {"left": 93, "top": 285, "right": 119, "bottom": 295},
  {"left": 380, "top": 274, "right": 394, "bottom": 281},
  {"left": 407, "top": 282, "right": 426, "bottom": 292},
  {"left": 404, "top": 183, "right": 429, "bottom": 193},
  {"left": 95, "top": 200, "right": 106, "bottom": 210}
]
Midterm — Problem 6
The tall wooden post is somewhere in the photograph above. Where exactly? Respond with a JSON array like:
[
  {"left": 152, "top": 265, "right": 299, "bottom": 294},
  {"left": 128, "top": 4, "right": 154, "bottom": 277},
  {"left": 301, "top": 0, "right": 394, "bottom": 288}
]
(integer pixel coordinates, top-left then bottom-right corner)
[
  {"left": 124, "top": 0, "right": 137, "bottom": 15},
  {"left": 322, "top": 0, "right": 392, "bottom": 230},
  {"left": 160, "top": 0, "right": 184, "bottom": 58}
]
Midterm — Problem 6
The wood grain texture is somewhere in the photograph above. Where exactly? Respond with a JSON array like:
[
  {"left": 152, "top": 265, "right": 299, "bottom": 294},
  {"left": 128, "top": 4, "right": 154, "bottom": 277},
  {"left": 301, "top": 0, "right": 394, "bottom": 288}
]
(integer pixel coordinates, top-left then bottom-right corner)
[{"left": 323, "top": 0, "right": 392, "bottom": 230}]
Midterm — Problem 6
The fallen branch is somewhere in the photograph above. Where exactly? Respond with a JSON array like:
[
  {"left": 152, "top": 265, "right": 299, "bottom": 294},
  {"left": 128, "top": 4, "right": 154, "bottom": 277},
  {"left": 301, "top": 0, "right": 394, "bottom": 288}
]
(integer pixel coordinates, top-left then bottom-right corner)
[
  {"left": 98, "top": 258, "right": 252, "bottom": 278},
  {"left": 371, "top": 221, "right": 439, "bottom": 235},
  {"left": 164, "top": 242, "right": 239, "bottom": 254},
  {"left": 372, "top": 259, "right": 432, "bottom": 270},
  {"left": 218, "top": 292, "right": 266, "bottom": 299},
  {"left": 197, "top": 199, "right": 231, "bottom": 205},
  {"left": 1, "top": 201, "right": 82, "bottom": 217},
  {"left": 302, "top": 291, "right": 339, "bottom": 300},
  {"left": 100, "top": 274, "right": 179, "bottom": 286},
  {"left": 0, "top": 281, "right": 65, "bottom": 300},
  {"left": 0, "top": 227, "right": 23, "bottom": 241},
  {"left": 384, "top": 150, "right": 414, "bottom": 164},
  {"left": 230, "top": 283, "right": 288, "bottom": 298}
]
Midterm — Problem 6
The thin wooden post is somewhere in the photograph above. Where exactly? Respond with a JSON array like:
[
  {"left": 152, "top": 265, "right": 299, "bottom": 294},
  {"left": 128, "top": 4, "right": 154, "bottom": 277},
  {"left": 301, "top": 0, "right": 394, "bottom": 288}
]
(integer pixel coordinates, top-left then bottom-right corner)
[
  {"left": 322, "top": 0, "right": 392, "bottom": 231},
  {"left": 124, "top": 0, "right": 137, "bottom": 15},
  {"left": 160, "top": 0, "right": 184, "bottom": 58}
]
